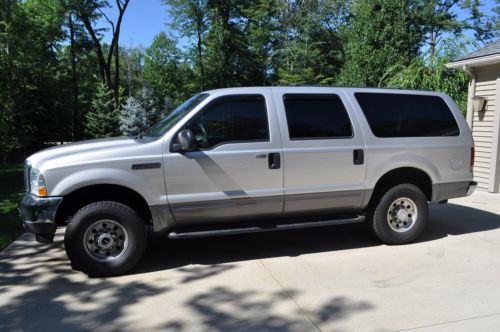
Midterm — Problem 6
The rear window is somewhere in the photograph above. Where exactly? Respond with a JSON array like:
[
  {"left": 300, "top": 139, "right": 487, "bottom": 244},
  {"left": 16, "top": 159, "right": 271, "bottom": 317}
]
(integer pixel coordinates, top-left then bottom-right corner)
[
  {"left": 283, "top": 94, "right": 353, "bottom": 140},
  {"left": 355, "top": 93, "right": 460, "bottom": 137}
]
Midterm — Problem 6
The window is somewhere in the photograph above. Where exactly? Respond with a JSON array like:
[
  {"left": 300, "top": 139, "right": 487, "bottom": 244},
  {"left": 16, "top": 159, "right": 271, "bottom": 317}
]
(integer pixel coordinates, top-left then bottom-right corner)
[
  {"left": 355, "top": 93, "right": 460, "bottom": 137},
  {"left": 187, "top": 95, "right": 269, "bottom": 149},
  {"left": 145, "top": 93, "right": 209, "bottom": 137},
  {"left": 283, "top": 94, "right": 353, "bottom": 140}
]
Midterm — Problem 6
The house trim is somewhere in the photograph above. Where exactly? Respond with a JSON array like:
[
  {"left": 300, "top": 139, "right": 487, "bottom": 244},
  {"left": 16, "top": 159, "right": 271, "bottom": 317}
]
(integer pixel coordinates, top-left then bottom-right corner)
[{"left": 489, "top": 75, "right": 500, "bottom": 193}]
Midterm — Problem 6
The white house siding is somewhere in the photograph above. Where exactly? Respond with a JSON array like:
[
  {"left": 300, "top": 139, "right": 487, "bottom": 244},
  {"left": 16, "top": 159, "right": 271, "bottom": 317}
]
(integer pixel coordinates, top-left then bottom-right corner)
[{"left": 471, "top": 64, "right": 499, "bottom": 191}]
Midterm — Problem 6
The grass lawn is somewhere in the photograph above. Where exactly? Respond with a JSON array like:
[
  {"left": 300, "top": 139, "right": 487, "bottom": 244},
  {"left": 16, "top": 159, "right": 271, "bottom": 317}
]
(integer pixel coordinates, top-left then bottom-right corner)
[{"left": 0, "top": 165, "right": 24, "bottom": 251}]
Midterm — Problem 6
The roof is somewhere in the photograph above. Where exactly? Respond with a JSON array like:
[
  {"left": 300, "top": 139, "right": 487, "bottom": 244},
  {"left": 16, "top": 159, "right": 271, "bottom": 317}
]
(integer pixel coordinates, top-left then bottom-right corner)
[
  {"left": 446, "top": 40, "right": 500, "bottom": 69},
  {"left": 203, "top": 86, "right": 446, "bottom": 97},
  {"left": 459, "top": 40, "right": 500, "bottom": 61}
]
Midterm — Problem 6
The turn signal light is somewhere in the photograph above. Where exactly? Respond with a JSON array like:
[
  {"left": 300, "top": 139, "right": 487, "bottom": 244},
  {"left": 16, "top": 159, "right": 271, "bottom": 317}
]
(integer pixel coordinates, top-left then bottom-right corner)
[{"left": 38, "top": 187, "right": 48, "bottom": 197}]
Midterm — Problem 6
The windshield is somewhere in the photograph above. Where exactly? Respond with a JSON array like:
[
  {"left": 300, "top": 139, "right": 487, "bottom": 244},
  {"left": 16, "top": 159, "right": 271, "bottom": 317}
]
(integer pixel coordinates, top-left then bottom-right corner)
[{"left": 144, "top": 93, "right": 209, "bottom": 137}]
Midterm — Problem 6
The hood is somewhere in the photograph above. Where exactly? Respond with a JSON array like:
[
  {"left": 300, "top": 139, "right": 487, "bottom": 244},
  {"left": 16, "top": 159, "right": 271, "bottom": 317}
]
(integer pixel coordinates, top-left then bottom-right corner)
[{"left": 27, "top": 136, "right": 162, "bottom": 171}]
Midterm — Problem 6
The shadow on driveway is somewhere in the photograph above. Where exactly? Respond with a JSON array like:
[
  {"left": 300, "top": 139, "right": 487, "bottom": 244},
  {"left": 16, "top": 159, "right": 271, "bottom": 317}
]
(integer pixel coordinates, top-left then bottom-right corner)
[
  {"left": 0, "top": 203, "right": 498, "bottom": 331},
  {"left": 0, "top": 234, "right": 374, "bottom": 331},
  {"left": 134, "top": 202, "right": 500, "bottom": 275}
]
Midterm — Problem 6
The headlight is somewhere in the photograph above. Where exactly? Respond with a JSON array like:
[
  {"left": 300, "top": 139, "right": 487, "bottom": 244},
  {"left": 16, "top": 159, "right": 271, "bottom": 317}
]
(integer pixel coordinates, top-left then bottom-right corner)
[{"left": 30, "top": 168, "right": 48, "bottom": 197}]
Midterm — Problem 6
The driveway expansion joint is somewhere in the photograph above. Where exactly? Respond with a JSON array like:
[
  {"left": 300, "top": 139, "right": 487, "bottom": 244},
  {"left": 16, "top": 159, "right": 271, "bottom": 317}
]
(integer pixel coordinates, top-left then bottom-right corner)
[
  {"left": 394, "top": 312, "right": 500, "bottom": 331},
  {"left": 258, "top": 259, "right": 322, "bottom": 332}
]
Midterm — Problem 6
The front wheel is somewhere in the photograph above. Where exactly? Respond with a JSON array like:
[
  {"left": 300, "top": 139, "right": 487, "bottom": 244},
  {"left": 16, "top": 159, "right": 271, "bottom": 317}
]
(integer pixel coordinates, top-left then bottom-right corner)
[
  {"left": 368, "top": 184, "right": 428, "bottom": 245},
  {"left": 64, "top": 201, "right": 147, "bottom": 277}
]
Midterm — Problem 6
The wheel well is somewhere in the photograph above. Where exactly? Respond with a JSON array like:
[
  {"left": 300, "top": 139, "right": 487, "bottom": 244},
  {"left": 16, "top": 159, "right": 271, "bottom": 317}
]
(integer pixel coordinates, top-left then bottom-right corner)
[
  {"left": 55, "top": 184, "right": 153, "bottom": 226},
  {"left": 368, "top": 168, "right": 432, "bottom": 208}
]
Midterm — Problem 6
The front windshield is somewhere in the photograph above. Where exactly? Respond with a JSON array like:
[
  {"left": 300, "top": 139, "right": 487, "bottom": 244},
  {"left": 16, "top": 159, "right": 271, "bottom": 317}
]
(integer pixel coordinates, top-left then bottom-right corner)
[{"left": 144, "top": 93, "right": 209, "bottom": 137}]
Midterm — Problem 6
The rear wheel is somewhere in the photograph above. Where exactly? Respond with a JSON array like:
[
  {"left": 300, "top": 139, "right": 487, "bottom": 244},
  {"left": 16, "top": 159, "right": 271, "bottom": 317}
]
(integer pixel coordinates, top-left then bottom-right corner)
[
  {"left": 368, "top": 184, "right": 428, "bottom": 245},
  {"left": 65, "top": 201, "right": 147, "bottom": 277}
]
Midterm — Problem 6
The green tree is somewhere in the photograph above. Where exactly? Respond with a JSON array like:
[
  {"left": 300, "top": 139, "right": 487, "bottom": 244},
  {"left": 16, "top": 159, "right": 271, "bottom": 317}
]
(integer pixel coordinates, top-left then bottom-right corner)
[
  {"left": 62, "top": 1, "right": 102, "bottom": 141},
  {"left": 238, "top": 0, "right": 280, "bottom": 85},
  {"left": 121, "top": 46, "right": 146, "bottom": 97},
  {"left": 143, "top": 32, "right": 192, "bottom": 105},
  {"left": 416, "top": 0, "right": 496, "bottom": 60},
  {"left": 338, "top": 0, "right": 422, "bottom": 87},
  {"left": 0, "top": 0, "right": 71, "bottom": 160},
  {"left": 275, "top": 0, "right": 347, "bottom": 85},
  {"left": 203, "top": 0, "right": 245, "bottom": 87},
  {"left": 165, "top": 0, "right": 208, "bottom": 90},
  {"left": 85, "top": 82, "right": 120, "bottom": 138},
  {"left": 383, "top": 39, "right": 469, "bottom": 113},
  {"left": 464, "top": 0, "right": 498, "bottom": 45}
]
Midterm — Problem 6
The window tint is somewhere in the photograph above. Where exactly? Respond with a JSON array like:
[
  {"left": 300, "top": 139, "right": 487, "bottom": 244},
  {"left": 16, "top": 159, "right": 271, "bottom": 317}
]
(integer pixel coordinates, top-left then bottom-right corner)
[
  {"left": 283, "top": 94, "right": 353, "bottom": 140},
  {"left": 187, "top": 95, "right": 269, "bottom": 149},
  {"left": 355, "top": 93, "right": 460, "bottom": 137}
]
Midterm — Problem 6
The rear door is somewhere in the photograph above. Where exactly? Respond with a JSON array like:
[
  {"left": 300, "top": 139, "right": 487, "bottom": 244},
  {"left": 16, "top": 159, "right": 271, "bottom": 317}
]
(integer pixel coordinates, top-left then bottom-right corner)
[
  {"left": 163, "top": 91, "right": 284, "bottom": 224},
  {"left": 272, "top": 88, "right": 367, "bottom": 215}
]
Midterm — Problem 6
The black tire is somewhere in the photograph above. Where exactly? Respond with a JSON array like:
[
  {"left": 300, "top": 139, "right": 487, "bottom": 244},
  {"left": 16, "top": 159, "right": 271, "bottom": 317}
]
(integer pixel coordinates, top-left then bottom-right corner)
[
  {"left": 65, "top": 201, "right": 147, "bottom": 277},
  {"left": 368, "top": 183, "right": 428, "bottom": 245}
]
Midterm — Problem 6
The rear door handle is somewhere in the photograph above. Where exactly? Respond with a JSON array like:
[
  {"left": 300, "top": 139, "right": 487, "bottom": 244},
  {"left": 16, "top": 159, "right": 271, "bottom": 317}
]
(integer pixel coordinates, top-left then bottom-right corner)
[
  {"left": 268, "top": 152, "right": 281, "bottom": 169},
  {"left": 353, "top": 149, "right": 364, "bottom": 165}
]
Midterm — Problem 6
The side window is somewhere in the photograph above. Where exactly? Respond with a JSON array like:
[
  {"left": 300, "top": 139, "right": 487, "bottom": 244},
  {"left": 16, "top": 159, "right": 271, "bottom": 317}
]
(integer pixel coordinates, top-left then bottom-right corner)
[
  {"left": 355, "top": 93, "right": 460, "bottom": 137},
  {"left": 283, "top": 94, "right": 353, "bottom": 140},
  {"left": 187, "top": 95, "right": 269, "bottom": 149}
]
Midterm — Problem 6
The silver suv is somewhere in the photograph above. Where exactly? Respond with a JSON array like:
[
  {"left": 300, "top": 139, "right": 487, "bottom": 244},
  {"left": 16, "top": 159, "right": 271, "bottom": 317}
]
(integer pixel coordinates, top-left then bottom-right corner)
[{"left": 19, "top": 87, "right": 477, "bottom": 276}]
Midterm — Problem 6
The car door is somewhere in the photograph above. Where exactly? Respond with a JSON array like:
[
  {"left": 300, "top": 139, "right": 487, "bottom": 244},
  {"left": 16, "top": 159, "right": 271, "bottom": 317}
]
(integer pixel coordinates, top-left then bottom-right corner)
[
  {"left": 273, "top": 88, "right": 367, "bottom": 215},
  {"left": 163, "top": 92, "right": 284, "bottom": 225}
]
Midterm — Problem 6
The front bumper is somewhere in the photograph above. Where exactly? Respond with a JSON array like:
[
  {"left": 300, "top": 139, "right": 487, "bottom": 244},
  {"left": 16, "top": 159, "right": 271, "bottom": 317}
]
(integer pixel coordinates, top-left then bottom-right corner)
[{"left": 19, "top": 193, "right": 63, "bottom": 243}]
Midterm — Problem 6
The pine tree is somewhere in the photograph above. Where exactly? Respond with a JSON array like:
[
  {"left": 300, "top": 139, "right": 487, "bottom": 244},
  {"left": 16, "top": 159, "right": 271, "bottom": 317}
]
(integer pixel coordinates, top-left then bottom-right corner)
[
  {"left": 120, "top": 87, "right": 169, "bottom": 135},
  {"left": 276, "top": 0, "right": 346, "bottom": 85},
  {"left": 120, "top": 95, "right": 146, "bottom": 135},
  {"left": 85, "top": 82, "right": 120, "bottom": 138}
]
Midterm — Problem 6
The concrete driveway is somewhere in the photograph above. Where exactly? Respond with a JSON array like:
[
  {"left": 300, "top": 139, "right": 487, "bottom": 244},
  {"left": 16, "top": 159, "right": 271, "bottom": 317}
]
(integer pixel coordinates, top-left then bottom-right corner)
[{"left": 1, "top": 191, "right": 500, "bottom": 332}]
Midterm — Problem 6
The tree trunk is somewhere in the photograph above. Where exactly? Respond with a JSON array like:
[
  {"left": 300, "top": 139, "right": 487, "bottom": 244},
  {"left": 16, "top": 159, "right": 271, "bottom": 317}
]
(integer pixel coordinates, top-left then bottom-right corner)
[
  {"left": 69, "top": 14, "right": 81, "bottom": 141},
  {"left": 195, "top": 2, "right": 204, "bottom": 91},
  {"left": 80, "top": 16, "right": 110, "bottom": 87},
  {"left": 78, "top": 0, "right": 130, "bottom": 110},
  {"left": 114, "top": 34, "right": 120, "bottom": 109},
  {"left": 196, "top": 27, "right": 204, "bottom": 91},
  {"left": 126, "top": 48, "right": 131, "bottom": 96}
]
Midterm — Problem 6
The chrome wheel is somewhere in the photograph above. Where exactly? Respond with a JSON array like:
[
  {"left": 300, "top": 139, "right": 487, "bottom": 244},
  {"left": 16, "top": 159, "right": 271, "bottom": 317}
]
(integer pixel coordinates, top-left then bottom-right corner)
[
  {"left": 83, "top": 219, "right": 128, "bottom": 261},
  {"left": 387, "top": 197, "right": 418, "bottom": 233}
]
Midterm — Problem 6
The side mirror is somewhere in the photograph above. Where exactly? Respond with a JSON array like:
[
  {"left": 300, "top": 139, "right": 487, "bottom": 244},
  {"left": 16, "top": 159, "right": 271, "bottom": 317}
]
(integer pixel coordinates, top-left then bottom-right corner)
[{"left": 177, "top": 129, "right": 196, "bottom": 151}]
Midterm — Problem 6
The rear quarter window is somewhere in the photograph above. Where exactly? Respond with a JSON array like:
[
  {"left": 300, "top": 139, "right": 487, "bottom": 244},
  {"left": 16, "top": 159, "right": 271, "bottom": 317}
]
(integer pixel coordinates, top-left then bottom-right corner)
[{"left": 355, "top": 93, "right": 460, "bottom": 137}]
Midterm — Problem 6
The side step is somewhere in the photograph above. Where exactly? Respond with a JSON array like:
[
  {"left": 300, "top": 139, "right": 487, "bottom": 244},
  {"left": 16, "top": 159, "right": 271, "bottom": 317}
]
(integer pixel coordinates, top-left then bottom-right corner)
[{"left": 168, "top": 215, "right": 365, "bottom": 240}]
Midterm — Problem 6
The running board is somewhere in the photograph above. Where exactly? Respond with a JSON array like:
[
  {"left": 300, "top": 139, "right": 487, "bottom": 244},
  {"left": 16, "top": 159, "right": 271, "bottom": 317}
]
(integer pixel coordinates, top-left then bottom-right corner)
[{"left": 168, "top": 215, "right": 365, "bottom": 240}]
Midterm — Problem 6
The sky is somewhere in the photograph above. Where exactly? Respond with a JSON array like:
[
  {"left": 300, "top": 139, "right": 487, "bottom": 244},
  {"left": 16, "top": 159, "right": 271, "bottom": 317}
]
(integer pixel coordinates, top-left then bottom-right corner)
[
  {"left": 99, "top": 0, "right": 498, "bottom": 49},
  {"left": 99, "top": 0, "right": 168, "bottom": 48}
]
